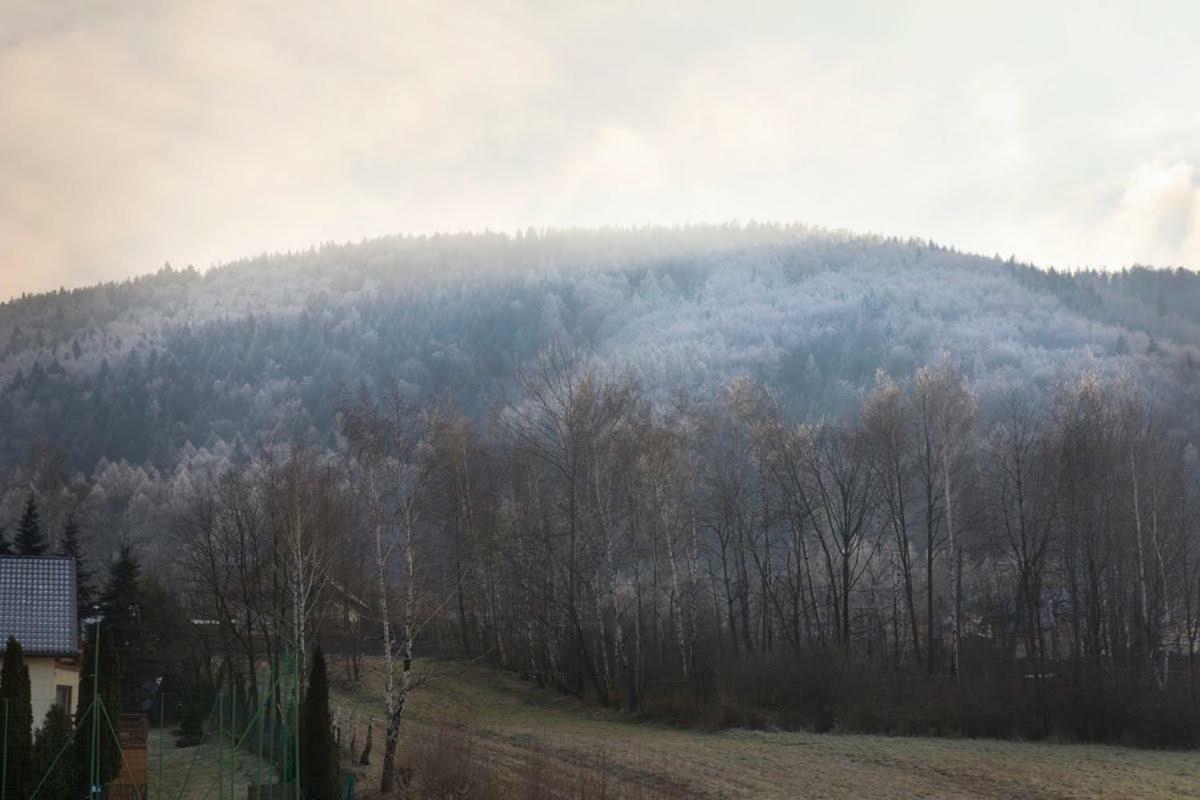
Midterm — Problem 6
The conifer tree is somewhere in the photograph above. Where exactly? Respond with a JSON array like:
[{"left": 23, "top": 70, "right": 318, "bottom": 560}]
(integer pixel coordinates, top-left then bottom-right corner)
[
  {"left": 32, "top": 704, "right": 77, "bottom": 799},
  {"left": 0, "top": 527, "right": 9, "bottom": 557},
  {"left": 300, "top": 646, "right": 339, "bottom": 800},
  {"left": 102, "top": 542, "right": 144, "bottom": 705},
  {"left": 58, "top": 514, "right": 95, "bottom": 620},
  {"left": 102, "top": 543, "right": 142, "bottom": 698},
  {"left": 0, "top": 636, "right": 35, "bottom": 799},
  {"left": 15, "top": 492, "right": 46, "bottom": 556}
]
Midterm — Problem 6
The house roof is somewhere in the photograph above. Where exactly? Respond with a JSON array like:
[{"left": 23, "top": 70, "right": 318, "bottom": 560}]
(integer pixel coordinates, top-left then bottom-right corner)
[{"left": 0, "top": 557, "right": 78, "bottom": 657}]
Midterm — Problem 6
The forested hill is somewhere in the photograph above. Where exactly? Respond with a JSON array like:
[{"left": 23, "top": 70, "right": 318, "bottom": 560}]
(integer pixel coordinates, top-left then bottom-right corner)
[{"left": 2, "top": 224, "right": 1200, "bottom": 549}]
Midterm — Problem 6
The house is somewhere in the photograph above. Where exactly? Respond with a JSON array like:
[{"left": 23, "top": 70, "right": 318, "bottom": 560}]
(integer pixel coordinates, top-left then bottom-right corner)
[{"left": 0, "top": 557, "right": 80, "bottom": 728}]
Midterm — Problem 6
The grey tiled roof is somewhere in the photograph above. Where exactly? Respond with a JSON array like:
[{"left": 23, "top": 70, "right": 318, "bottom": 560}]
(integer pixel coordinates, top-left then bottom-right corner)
[{"left": 0, "top": 557, "right": 78, "bottom": 657}]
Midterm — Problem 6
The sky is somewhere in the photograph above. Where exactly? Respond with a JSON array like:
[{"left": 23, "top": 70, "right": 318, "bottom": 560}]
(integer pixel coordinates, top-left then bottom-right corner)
[{"left": 2, "top": 0, "right": 1200, "bottom": 299}]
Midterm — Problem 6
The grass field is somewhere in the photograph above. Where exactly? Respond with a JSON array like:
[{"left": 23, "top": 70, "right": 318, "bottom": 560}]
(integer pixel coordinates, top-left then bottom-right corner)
[{"left": 327, "top": 660, "right": 1200, "bottom": 800}]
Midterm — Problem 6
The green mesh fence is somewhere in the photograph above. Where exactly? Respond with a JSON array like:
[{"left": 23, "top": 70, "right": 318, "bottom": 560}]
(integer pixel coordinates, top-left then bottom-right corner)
[{"left": 10, "top": 626, "right": 306, "bottom": 800}]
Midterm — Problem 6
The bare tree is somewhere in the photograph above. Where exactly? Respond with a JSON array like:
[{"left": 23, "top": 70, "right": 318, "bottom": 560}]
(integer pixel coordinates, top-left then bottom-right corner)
[
  {"left": 258, "top": 446, "right": 345, "bottom": 682},
  {"left": 864, "top": 371, "right": 923, "bottom": 665},
  {"left": 500, "top": 345, "right": 634, "bottom": 702},
  {"left": 915, "top": 357, "right": 977, "bottom": 677},
  {"left": 341, "top": 388, "right": 428, "bottom": 794},
  {"left": 986, "top": 396, "right": 1056, "bottom": 667}
]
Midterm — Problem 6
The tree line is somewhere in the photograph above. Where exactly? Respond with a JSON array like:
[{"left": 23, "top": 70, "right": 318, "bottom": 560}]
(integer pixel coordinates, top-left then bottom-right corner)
[{"left": 170, "top": 345, "right": 1200, "bottom": 800}]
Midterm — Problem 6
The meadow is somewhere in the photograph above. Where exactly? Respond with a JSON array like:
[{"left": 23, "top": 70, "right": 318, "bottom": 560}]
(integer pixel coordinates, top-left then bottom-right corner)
[{"left": 322, "top": 661, "right": 1200, "bottom": 800}]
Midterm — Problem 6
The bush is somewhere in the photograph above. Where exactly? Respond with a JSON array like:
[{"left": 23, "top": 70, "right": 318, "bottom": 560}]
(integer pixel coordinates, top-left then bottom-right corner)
[
  {"left": 624, "top": 651, "right": 1200, "bottom": 749},
  {"left": 178, "top": 683, "right": 214, "bottom": 739}
]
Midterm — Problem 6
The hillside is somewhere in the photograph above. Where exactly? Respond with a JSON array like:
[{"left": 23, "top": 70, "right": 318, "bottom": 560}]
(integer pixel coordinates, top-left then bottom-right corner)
[{"left": 2, "top": 224, "right": 1200, "bottom": 557}]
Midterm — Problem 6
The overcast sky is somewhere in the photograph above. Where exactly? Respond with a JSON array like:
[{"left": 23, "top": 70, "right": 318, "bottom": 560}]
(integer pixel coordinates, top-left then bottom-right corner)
[{"left": 2, "top": 0, "right": 1199, "bottom": 299}]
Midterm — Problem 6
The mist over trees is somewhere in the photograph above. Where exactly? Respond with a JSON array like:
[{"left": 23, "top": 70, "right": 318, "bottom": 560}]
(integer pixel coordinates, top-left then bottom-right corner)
[
  {"left": 4, "top": 226, "right": 1200, "bottom": 567},
  {"left": 3, "top": 225, "right": 1200, "bottom": 755}
]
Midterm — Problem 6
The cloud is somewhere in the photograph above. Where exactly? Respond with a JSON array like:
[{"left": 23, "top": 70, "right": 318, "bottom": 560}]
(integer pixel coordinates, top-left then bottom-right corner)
[
  {"left": 0, "top": 0, "right": 561, "bottom": 296},
  {"left": 2, "top": 1, "right": 1200, "bottom": 298},
  {"left": 1105, "top": 161, "right": 1200, "bottom": 266},
  {"left": 970, "top": 70, "right": 1026, "bottom": 167}
]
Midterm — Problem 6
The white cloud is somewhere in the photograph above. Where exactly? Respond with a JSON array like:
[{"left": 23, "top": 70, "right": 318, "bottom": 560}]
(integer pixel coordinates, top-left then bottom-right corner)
[
  {"left": 970, "top": 70, "right": 1026, "bottom": 167},
  {"left": 565, "top": 126, "right": 663, "bottom": 195},
  {"left": 1105, "top": 161, "right": 1200, "bottom": 266},
  {"left": 2, "top": 0, "right": 1200, "bottom": 298}
]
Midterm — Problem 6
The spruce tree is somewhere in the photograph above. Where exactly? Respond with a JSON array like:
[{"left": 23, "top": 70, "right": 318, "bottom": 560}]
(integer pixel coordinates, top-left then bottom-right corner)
[
  {"left": 15, "top": 492, "right": 46, "bottom": 556},
  {"left": 102, "top": 542, "right": 142, "bottom": 698},
  {"left": 58, "top": 514, "right": 95, "bottom": 620},
  {"left": 0, "top": 527, "right": 9, "bottom": 557},
  {"left": 300, "top": 646, "right": 339, "bottom": 800},
  {"left": 32, "top": 704, "right": 77, "bottom": 799},
  {"left": 0, "top": 636, "right": 35, "bottom": 799},
  {"left": 102, "top": 543, "right": 141, "bottom": 636},
  {"left": 77, "top": 622, "right": 122, "bottom": 798}
]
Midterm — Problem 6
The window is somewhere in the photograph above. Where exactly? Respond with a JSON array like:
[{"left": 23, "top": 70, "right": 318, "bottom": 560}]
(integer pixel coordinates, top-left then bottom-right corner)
[{"left": 55, "top": 684, "right": 72, "bottom": 711}]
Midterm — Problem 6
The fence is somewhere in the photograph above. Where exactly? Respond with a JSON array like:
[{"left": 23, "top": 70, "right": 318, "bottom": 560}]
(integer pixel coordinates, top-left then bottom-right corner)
[{"left": 4, "top": 626, "right": 310, "bottom": 800}]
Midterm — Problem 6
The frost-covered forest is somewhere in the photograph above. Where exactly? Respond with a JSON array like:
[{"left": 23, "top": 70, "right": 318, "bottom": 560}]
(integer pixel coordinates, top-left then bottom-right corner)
[
  {"left": 3, "top": 225, "right": 1200, "bottom": 561},
  {"left": 2, "top": 225, "right": 1200, "bottom": 563},
  {"left": 7, "top": 224, "right": 1200, "bottom": 762}
]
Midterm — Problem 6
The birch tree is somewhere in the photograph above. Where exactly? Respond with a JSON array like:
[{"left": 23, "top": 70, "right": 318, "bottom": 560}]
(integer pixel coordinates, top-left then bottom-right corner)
[
  {"left": 341, "top": 388, "right": 429, "bottom": 794},
  {"left": 916, "top": 358, "right": 977, "bottom": 677}
]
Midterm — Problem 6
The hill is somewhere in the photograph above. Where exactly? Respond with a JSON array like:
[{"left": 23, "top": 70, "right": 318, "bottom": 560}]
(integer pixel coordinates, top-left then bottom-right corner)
[{"left": 2, "top": 224, "right": 1200, "bottom": 556}]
